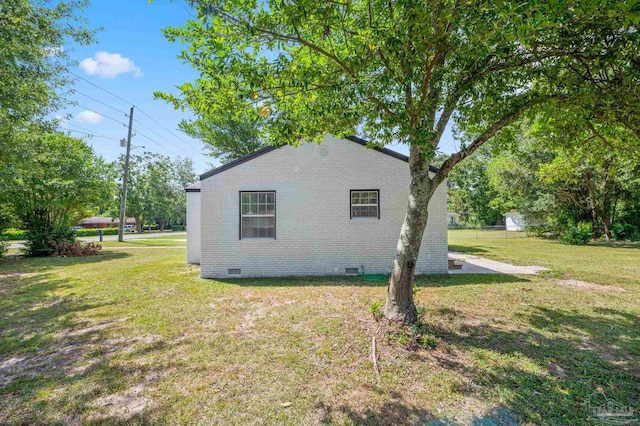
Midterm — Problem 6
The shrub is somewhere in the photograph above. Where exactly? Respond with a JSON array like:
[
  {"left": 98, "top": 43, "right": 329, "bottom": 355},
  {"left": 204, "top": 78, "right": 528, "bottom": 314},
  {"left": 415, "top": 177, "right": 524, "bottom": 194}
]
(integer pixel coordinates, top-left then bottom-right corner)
[
  {"left": 0, "top": 239, "right": 7, "bottom": 257},
  {"left": 369, "top": 300, "right": 383, "bottom": 321},
  {"left": 611, "top": 223, "right": 640, "bottom": 242},
  {"left": 559, "top": 222, "right": 592, "bottom": 245},
  {"left": 525, "top": 224, "right": 547, "bottom": 237},
  {"left": 24, "top": 226, "right": 76, "bottom": 256},
  {"left": 50, "top": 240, "right": 102, "bottom": 256},
  {"left": 172, "top": 225, "right": 185, "bottom": 232},
  {"left": 2, "top": 229, "right": 28, "bottom": 240}
]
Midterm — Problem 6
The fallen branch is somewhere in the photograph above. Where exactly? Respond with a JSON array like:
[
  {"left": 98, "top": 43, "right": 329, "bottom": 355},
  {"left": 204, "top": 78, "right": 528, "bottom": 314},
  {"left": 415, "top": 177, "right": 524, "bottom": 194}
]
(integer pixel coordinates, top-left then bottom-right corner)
[{"left": 371, "top": 335, "right": 380, "bottom": 381}]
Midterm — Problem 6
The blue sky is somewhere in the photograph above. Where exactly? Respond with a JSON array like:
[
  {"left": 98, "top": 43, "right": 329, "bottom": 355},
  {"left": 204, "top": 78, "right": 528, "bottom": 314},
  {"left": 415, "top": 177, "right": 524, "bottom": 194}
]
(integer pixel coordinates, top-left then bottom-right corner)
[{"left": 60, "top": 0, "right": 457, "bottom": 174}]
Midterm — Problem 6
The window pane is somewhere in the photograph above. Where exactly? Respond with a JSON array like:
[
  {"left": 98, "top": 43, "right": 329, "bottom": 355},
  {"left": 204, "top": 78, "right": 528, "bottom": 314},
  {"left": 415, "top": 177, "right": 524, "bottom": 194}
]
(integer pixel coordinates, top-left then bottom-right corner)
[
  {"left": 241, "top": 192, "right": 276, "bottom": 238},
  {"left": 266, "top": 217, "right": 275, "bottom": 238},
  {"left": 352, "top": 192, "right": 360, "bottom": 204}
]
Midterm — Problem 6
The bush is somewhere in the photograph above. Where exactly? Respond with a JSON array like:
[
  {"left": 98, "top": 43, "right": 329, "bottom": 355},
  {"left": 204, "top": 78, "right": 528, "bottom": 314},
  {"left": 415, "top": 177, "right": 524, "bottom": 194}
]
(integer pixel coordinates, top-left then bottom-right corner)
[
  {"left": 50, "top": 240, "right": 102, "bottom": 256},
  {"left": 24, "top": 226, "right": 76, "bottom": 256},
  {"left": 0, "top": 239, "right": 7, "bottom": 257},
  {"left": 369, "top": 300, "right": 383, "bottom": 321},
  {"left": 172, "top": 225, "right": 185, "bottom": 232},
  {"left": 558, "top": 222, "right": 592, "bottom": 245},
  {"left": 525, "top": 224, "right": 547, "bottom": 237},
  {"left": 75, "top": 227, "right": 119, "bottom": 237},
  {"left": 611, "top": 223, "right": 640, "bottom": 242},
  {"left": 2, "top": 229, "right": 28, "bottom": 240}
]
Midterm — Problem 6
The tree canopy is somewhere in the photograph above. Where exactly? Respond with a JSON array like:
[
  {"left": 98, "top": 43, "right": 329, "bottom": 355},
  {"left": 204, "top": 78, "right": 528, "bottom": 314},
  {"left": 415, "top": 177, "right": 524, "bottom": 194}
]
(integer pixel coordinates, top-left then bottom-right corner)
[{"left": 159, "top": 0, "right": 640, "bottom": 322}]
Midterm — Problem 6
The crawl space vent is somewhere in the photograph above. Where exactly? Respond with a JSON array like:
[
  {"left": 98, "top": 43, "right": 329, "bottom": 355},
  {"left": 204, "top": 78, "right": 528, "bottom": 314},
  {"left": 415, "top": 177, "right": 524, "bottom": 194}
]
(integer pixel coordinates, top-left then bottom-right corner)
[
  {"left": 228, "top": 268, "right": 241, "bottom": 276},
  {"left": 345, "top": 267, "right": 359, "bottom": 276}
]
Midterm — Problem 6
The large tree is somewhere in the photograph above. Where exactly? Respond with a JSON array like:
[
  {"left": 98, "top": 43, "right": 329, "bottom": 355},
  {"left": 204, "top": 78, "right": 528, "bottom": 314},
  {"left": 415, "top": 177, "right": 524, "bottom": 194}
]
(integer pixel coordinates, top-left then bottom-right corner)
[
  {"left": 0, "top": 129, "right": 112, "bottom": 255},
  {"left": 158, "top": 0, "right": 639, "bottom": 322},
  {"left": 0, "top": 0, "right": 93, "bottom": 138}
]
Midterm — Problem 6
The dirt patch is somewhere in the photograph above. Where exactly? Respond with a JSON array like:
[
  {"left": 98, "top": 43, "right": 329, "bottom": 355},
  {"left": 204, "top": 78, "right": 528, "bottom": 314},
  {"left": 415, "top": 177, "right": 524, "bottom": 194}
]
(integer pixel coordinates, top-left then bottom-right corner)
[
  {"left": 0, "top": 273, "right": 28, "bottom": 280},
  {"left": 552, "top": 279, "right": 626, "bottom": 293}
]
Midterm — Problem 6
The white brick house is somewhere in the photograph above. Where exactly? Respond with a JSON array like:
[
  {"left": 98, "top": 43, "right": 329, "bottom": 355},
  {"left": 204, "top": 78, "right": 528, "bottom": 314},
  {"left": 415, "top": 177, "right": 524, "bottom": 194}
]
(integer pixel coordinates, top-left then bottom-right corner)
[{"left": 186, "top": 135, "right": 448, "bottom": 278}]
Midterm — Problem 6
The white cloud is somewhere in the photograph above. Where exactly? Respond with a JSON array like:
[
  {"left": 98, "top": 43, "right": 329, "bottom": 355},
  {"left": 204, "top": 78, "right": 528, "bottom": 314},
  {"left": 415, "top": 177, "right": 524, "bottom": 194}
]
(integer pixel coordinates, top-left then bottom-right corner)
[
  {"left": 79, "top": 51, "right": 143, "bottom": 78},
  {"left": 75, "top": 110, "right": 103, "bottom": 124}
]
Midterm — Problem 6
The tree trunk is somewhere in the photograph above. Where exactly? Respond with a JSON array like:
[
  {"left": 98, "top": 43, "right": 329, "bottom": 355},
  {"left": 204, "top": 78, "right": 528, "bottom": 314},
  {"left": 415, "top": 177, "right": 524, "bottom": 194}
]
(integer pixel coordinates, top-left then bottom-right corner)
[
  {"left": 587, "top": 185, "right": 599, "bottom": 240},
  {"left": 385, "top": 153, "right": 434, "bottom": 324},
  {"left": 602, "top": 215, "right": 612, "bottom": 241},
  {"left": 135, "top": 216, "right": 142, "bottom": 234}
]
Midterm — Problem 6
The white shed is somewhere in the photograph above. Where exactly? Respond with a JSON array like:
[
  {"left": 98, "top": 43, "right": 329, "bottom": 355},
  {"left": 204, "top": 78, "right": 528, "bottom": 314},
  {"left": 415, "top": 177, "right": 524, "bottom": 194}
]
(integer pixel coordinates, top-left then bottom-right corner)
[{"left": 504, "top": 211, "right": 525, "bottom": 232}]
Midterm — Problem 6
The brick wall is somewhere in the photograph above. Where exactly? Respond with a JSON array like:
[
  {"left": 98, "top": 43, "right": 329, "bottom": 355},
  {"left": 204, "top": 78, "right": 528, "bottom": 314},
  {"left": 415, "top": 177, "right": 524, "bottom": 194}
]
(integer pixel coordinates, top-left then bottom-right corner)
[
  {"left": 186, "top": 186, "right": 201, "bottom": 264},
  {"left": 198, "top": 135, "right": 448, "bottom": 278}
]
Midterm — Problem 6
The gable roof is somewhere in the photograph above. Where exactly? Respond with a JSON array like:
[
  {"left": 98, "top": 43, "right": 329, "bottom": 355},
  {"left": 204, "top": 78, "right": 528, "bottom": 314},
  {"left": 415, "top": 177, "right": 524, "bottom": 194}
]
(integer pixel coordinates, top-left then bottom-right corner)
[
  {"left": 199, "top": 135, "right": 439, "bottom": 181},
  {"left": 185, "top": 181, "right": 201, "bottom": 193}
]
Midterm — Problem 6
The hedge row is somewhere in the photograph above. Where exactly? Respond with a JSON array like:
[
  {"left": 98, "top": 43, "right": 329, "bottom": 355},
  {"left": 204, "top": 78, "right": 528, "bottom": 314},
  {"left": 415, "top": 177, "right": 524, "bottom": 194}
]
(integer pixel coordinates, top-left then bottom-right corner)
[
  {"left": 75, "top": 227, "right": 120, "bottom": 237},
  {"left": 3, "top": 225, "right": 183, "bottom": 240},
  {"left": 2, "top": 229, "right": 28, "bottom": 240}
]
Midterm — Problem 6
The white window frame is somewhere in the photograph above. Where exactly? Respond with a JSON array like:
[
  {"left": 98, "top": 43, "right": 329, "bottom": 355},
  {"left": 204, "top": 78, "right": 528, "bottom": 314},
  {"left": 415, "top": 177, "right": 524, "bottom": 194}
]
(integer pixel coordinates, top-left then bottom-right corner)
[
  {"left": 240, "top": 191, "right": 276, "bottom": 239},
  {"left": 350, "top": 190, "right": 380, "bottom": 219}
]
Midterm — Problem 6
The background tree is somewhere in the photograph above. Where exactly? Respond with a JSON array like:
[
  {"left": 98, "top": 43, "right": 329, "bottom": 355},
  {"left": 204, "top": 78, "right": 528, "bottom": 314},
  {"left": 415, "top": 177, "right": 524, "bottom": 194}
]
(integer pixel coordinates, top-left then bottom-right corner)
[
  {"left": 0, "top": 0, "right": 94, "bottom": 157},
  {"left": 0, "top": 130, "right": 112, "bottom": 255},
  {"left": 113, "top": 153, "right": 196, "bottom": 232},
  {"left": 158, "top": 0, "right": 639, "bottom": 322},
  {"left": 446, "top": 148, "right": 501, "bottom": 226},
  {"left": 179, "top": 112, "right": 267, "bottom": 164}
]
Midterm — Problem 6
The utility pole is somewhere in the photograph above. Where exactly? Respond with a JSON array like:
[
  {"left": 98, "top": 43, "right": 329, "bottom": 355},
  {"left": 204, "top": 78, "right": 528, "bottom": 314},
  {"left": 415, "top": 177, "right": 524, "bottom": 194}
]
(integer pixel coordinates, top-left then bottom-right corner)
[{"left": 118, "top": 106, "right": 135, "bottom": 242}]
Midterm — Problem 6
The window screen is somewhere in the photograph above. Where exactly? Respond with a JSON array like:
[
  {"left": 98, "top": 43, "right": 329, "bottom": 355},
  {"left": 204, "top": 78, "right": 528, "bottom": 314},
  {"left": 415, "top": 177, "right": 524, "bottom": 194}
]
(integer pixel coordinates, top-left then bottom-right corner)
[
  {"left": 351, "top": 190, "right": 379, "bottom": 218},
  {"left": 240, "top": 192, "right": 276, "bottom": 238}
]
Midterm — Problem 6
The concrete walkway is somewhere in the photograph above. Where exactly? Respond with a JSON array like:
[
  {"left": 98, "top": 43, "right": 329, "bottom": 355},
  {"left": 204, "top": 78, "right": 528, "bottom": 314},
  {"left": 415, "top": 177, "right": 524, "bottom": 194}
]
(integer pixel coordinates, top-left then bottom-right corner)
[{"left": 448, "top": 252, "right": 550, "bottom": 275}]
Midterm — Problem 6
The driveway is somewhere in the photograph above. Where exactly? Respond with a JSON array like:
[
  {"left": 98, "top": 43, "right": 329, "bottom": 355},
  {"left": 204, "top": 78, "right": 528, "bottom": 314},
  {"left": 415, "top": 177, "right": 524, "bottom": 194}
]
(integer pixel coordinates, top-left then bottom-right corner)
[{"left": 448, "top": 252, "right": 550, "bottom": 275}]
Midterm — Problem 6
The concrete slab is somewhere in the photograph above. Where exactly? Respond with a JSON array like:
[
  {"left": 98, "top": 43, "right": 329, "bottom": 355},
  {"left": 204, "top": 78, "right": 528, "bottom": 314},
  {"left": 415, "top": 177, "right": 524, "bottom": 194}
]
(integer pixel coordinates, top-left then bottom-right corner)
[{"left": 448, "top": 252, "right": 550, "bottom": 275}]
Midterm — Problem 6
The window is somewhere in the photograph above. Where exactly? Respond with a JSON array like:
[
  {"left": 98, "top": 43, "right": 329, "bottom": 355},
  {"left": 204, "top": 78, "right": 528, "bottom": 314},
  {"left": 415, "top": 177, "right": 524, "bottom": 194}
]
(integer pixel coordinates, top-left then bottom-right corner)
[
  {"left": 351, "top": 190, "right": 379, "bottom": 219},
  {"left": 240, "top": 191, "right": 276, "bottom": 239}
]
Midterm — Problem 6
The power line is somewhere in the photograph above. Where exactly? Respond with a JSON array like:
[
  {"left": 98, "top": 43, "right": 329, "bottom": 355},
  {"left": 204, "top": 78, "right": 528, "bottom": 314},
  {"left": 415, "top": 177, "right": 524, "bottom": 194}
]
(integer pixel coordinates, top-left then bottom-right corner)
[
  {"left": 76, "top": 104, "right": 129, "bottom": 126},
  {"left": 60, "top": 127, "right": 120, "bottom": 141},
  {"left": 69, "top": 70, "right": 194, "bottom": 154},
  {"left": 65, "top": 123, "right": 122, "bottom": 141},
  {"left": 133, "top": 120, "right": 188, "bottom": 154},
  {"left": 69, "top": 70, "right": 134, "bottom": 106},
  {"left": 132, "top": 129, "right": 166, "bottom": 149},
  {"left": 136, "top": 107, "right": 194, "bottom": 149},
  {"left": 72, "top": 89, "right": 128, "bottom": 115}
]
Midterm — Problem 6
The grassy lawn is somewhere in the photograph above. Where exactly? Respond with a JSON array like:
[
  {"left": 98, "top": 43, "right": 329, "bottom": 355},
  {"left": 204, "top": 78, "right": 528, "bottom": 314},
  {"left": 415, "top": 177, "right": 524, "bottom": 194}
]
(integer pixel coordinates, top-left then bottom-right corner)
[{"left": 0, "top": 235, "right": 638, "bottom": 424}]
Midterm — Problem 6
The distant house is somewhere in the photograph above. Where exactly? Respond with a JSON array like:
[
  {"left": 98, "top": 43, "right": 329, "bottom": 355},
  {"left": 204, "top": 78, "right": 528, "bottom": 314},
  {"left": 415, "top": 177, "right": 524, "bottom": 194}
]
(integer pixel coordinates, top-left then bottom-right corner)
[
  {"left": 78, "top": 216, "right": 136, "bottom": 229},
  {"left": 504, "top": 211, "right": 525, "bottom": 231},
  {"left": 186, "top": 134, "right": 449, "bottom": 278}
]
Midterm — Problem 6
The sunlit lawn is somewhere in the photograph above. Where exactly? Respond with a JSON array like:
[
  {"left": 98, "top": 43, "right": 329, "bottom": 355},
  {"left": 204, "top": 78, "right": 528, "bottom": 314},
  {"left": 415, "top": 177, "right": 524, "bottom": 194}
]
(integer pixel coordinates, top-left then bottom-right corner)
[{"left": 0, "top": 234, "right": 638, "bottom": 424}]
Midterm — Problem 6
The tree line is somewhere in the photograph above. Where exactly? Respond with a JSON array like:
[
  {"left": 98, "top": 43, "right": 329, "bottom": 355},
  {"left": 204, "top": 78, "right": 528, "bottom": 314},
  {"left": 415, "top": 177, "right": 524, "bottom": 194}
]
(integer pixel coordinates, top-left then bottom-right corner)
[
  {"left": 0, "top": 1, "right": 196, "bottom": 256},
  {"left": 445, "top": 118, "right": 640, "bottom": 243}
]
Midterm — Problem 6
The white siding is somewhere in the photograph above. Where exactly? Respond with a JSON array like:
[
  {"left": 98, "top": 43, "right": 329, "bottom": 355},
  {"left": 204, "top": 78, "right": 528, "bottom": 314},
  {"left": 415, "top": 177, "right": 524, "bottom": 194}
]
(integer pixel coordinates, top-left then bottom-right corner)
[
  {"left": 199, "top": 135, "right": 448, "bottom": 278},
  {"left": 186, "top": 190, "right": 201, "bottom": 264}
]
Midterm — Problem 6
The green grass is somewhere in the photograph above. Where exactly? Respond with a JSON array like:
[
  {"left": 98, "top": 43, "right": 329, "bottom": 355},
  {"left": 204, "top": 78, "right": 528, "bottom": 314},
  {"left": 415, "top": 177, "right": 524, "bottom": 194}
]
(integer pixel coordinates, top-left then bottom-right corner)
[{"left": 0, "top": 236, "right": 638, "bottom": 425}]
